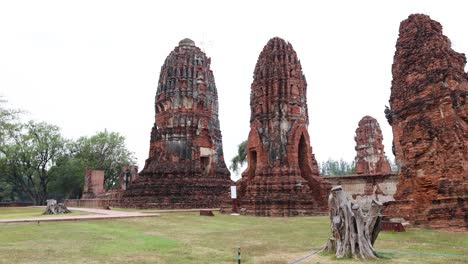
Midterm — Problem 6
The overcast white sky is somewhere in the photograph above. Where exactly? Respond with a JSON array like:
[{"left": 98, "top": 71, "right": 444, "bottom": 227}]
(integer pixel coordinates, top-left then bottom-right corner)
[{"left": 1, "top": 1, "right": 467, "bottom": 180}]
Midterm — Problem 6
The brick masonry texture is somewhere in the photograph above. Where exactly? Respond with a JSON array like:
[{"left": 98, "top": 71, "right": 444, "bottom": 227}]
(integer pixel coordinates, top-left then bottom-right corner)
[
  {"left": 236, "top": 37, "right": 330, "bottom": 216},
  {"left": 384, "top": 14, "right": 467, "bottom": 230},
  {"left": 122, "top": 39, "right": 232, "bottom": 208},
  {"left": 354, "top": 116, "right": 391, "bottom": 175}
]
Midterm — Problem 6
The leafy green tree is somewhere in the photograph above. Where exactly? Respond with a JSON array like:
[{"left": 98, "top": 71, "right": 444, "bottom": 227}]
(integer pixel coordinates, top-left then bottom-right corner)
[
  {"left": 229, "top": 140, "right": 247, "bottom": 175},
  {"left": 48, "top": 156, "right": 85, "bottom": 200},
  {"left": 0, "top": 121, "right": 66, "bottom": 205},
  {"left": 0, "top": 97, "right": 22, "bottom": 153},
  {"left": 0, "top": 98, "right": 18, "bottom": 201},
  {"left": 0, "top": 98, "right": 32, "bottom": 202},
  {"left": 0, "top": 176, "right": 14, "bottom": 201},
  {"left": 72, "top": 130, "right": 136, "bottom": 190},
  {"left": 0, "top": 99, "right": 136, "bottom": 201}
]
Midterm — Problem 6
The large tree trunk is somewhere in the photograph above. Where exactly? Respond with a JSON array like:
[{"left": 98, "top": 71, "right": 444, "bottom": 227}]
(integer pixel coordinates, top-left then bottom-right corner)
[
  {"left": 324, "top": 186, "right": 382, "bottom": 259},
  {"left": 43, "top": 199, "right": 71, "bottom": 215}
]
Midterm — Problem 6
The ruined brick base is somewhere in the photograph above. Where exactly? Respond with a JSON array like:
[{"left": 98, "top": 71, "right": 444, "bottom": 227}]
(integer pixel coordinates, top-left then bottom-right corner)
[
  {"left": 236, "top": 170, "right": 330, "bottom": 216},
  {"left": 384, "top": 196, "right": 467, "bottom": 231},
  {"left": 121, "top": 172, "right": 232, "bottom": 209},
  {"left": 324, "top": 173, "right": 398, "bottom": 211}
]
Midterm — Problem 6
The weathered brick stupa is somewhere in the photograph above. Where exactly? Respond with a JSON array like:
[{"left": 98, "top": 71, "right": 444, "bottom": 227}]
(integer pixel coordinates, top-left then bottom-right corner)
[
  {"left": 384, "top": 14, "right": 467, "bottom": 229},
  {"left": 354, "top": 116, "right": 391, "bottom": 175},
  {"left": 237, "top": 37, "right": 330, "bottom": 216},
  {"left": 123, "top": 38, "right": 231, "bottom": 208}
]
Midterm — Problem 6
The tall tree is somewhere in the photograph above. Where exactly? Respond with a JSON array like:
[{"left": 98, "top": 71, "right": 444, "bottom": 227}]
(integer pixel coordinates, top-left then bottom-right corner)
[
  {"left": 72, "top": 130, "right": 136, "bottom": 190},
  {"left": 0, "top": 98, "right": 23, "bottom": 202},
  {"left": 0, "top": 121, "right": 66, "bottom": 205}
]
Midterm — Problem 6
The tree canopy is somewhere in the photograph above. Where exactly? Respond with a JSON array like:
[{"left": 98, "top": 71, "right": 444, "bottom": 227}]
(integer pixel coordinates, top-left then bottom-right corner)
[
  {"left": 319, "top": 159, "right": 355, "bottom": 176},
  {"left": 0, "top": 121, "right": 66, "bottom": 204},
  {"left": 0, "top": 98, "right": 136, "bottom": 203},
  {"left": 72, "top": 130, "right": 136, "bottom": 190}
]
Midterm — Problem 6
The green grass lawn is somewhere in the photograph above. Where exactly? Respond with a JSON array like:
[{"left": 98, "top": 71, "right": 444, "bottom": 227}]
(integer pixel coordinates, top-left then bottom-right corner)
[
  {"left": 0, "top": 210, "right": 466, "bottom": 264},
  {"left": 0, "top": 207, "right": 90, "bottom": 219}
]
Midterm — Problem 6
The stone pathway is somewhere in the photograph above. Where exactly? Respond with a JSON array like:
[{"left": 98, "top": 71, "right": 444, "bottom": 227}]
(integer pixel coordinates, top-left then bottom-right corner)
[
  {"left": 139, "top": 208, "right": 220, "bottom": 213},
  {"left": 0, "top": 207, "right": 160, "bottom": 223}
]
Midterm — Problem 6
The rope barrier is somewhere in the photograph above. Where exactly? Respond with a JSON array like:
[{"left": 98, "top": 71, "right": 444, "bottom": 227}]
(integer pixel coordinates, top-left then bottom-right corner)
[
  {"left": 289, "top": 248, "right": 468, "bottom": 263},
  {"left": 289, "top": 249, "right": 323, "bottom": 264}
]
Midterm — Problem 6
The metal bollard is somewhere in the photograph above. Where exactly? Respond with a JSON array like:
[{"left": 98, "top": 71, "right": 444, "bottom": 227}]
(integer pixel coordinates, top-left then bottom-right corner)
[{"left": 237, "top": 247, "right": 241, "bottom": 264}]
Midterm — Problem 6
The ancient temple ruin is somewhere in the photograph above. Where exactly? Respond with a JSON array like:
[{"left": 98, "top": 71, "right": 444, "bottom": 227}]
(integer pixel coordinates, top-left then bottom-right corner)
[
  {"left": 322, "top": 116, "right": 396, "bottom": 212},
  {"left": 354, "top": 116, "right": 391, "bottom": 175},
  {"left": 82, "top": 169, "right": 105, "bottom": 199},
  {"left": 236, "top": 37, "right": 330, "bottom": 216},
  {"left": 122, "top": 38, "right": 232, "bottom": 208},
  {"left": 65, "top": 166, "right": 138, "bottom": 208},
  {"left": 384, "top": 14, "right": 467, "bottom": 229},
  {"left": 119, "top": 165, "right": 139, "bottom": 191}
]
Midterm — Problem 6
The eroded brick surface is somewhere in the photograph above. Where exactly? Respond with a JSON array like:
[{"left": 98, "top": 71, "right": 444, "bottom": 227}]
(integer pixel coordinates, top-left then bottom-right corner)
[
  {"left": 82, "top": 169, "right": 105, "bottom": 199},
  {"left": 384, "top": 14, "right": 467, "bottom": 229},
  {"left": 324, "top": 174, "right": 397, "bottom": 211},
  {"left": 122, "top": 39, "right": 232, "bottom": 208},
  {"left": 354, "top": 116, "right": 391, "bottom": 175},
  {"left": 119, "top": 165, "right": 138, "bottom": 191},
  {"left": 236, "top": 37, "right": 330, "bottom": 216}
]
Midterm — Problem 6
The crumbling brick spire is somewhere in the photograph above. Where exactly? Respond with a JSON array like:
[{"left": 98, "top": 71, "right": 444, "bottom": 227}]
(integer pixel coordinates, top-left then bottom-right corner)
[
  {"left": 123, "top": 38, "right": 231, "bottom": 208},
  {"left": 385, "top": 14, "right": 467, "bottom": 229},
  {"left": 354, "top": 116, "right": 391, "bottom": 175},
  {"left": 237, "top": 37, "right": 330, "bottom": 216}
]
